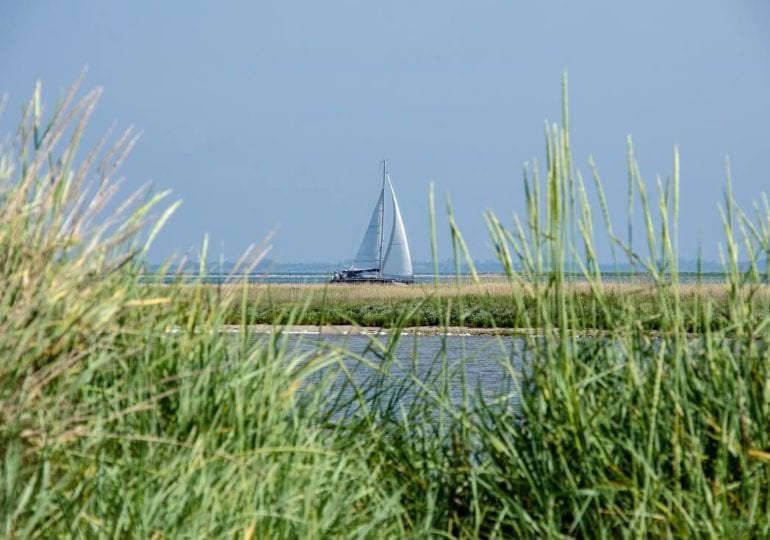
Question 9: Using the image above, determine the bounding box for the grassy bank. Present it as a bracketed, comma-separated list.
[183, 281, 768, 333]
[3, 77, 770, 538]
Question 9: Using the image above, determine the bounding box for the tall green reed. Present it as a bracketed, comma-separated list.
[0, 79, 423, 538]
[4, 72, 770, 538]
[472, 73, 770, 537]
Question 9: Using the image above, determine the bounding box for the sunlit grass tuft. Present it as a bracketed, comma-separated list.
[3, 74, 770, 538]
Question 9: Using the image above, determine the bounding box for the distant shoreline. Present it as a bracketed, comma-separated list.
[143, 271, 744, 286]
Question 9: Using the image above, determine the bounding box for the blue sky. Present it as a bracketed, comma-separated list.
[1, 1, 769, 264]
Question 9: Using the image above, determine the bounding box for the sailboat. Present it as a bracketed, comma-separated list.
[331, 162, 414, 284]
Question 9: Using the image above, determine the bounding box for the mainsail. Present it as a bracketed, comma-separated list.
[352, 188, 384, 271]
[381, 175, 413, 279]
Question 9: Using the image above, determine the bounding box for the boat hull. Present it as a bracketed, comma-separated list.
[330, 275, 413, 285]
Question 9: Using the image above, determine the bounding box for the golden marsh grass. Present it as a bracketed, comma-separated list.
[5, 76, 770, 536]
[236, 280, 763, 304]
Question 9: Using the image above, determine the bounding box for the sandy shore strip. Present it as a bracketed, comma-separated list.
[221, 324, 677, 338]
[222, 324, 535, 336]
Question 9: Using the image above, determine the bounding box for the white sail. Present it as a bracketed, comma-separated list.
[352, 188, 384, 270]
[381, 175, 413, 279]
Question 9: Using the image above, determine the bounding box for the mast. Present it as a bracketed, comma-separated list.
[379, 160, 386, 278]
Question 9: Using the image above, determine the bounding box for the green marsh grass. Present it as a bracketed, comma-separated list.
[0, 80, 416, 538]
[2, 75, 770, 538]
[210, 281, 766, 333]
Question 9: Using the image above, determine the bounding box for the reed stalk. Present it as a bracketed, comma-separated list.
[2, 76, 770, 538]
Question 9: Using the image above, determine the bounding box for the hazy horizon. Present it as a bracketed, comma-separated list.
[2, 1, 769, 266]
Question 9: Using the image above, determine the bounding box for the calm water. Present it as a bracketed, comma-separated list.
[271, 332, 526, 410]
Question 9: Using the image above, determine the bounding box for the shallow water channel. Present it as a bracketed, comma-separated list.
[266, 332, 526, 411]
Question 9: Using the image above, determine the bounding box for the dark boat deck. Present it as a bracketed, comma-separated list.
[330, 275, 413, 285]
